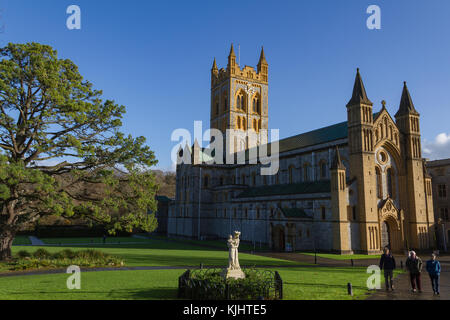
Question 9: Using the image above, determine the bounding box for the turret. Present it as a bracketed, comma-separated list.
[257, 46, 268, 82]
[227, 44, 237, 75]
[331, 147, 352, 254]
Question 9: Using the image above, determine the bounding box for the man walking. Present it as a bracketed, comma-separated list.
[379, 247, 396, 291]
[406, 251, 423, 293]
[426, 253, 441, 295]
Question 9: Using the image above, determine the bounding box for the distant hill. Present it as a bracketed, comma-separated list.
[153, 170, 176, 199]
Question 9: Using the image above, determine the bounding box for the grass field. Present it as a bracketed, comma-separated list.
[149, 234, 268, 252]
[12, 236, 31, 246]
[39, 237, 154, 245]
[300, 252, 378, 260]
[10, 239, 300, 268]
[0, 266, 398, 300]
[2, 236, 398, 300]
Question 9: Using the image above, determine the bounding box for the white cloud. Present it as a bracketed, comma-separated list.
[423, 133, 450, 160]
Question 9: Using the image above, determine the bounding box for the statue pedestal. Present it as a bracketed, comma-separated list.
[223, 268, 246, 280]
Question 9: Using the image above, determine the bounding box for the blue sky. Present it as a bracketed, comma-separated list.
[2, 0, 450, 170]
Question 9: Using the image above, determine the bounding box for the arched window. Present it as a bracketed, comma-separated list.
[241, 174, 246, 185]
[223, 92, 228, 111]
[319, 161, 327, 179]
[321, 207, 326, 220]
[376, 167, 382, 199]
[387, 168, 394, 198]
[252, 172, 256, 185]
[237, 117, 241, 129]
[242, 118, 246, 130]
[253, 119, 257, 132]
[253, 98, 257, 113]
[203, 175, 209, 188]
[289, 165, 295, 184]
[303, 163, 310, 182]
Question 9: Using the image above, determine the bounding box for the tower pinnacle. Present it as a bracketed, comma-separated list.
[347, 68, 373, 107]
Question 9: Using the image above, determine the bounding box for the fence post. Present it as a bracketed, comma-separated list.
[347, 282, 353, 296]
[351, 259, 354, 267]
[225, 282, 230, 300]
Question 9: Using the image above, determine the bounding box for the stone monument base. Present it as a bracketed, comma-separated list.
[223, 268, 246, 280]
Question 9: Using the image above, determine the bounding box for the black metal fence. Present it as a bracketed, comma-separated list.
[178, 268, 283, 300]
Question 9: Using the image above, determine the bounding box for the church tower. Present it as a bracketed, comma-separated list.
[210, 45, 269, 156]
[395, 82, 434, 249]
[347, 69, 379, 254]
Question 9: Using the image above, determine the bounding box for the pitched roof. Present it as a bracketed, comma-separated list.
[395, 81, 419, 117]
[347, 68, 373, 107]
[156, 195, 172, 202]
[279, 207, 312, 219]
[236, 180, 331, 198]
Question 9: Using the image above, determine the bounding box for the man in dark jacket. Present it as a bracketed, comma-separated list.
[379, 247, 396, 291]
[406, 251, 423, 293]
[426, 253, 441, 295]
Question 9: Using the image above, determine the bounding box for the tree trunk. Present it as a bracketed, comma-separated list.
[0, 229, 15, 261]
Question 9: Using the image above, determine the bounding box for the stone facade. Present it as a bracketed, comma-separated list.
[167, 46, 436, 254]
[426, 158, 450, 251]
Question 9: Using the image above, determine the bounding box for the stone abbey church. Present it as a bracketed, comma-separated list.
[167, 45, 435, 254]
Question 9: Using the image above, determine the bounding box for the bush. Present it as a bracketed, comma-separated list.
[32, 248, 51, 259]
[8, 249, 124, 271]
[16, 250, 31, 258]
[180, 268, 282, 300]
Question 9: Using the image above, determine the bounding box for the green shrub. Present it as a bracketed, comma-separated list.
[183, 268, 280, 300]
[16, 250, 31, 258]
[32, 248, 51, 259]
[8, 249, 124, 271]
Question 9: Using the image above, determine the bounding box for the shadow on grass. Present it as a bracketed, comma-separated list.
[111, 287, 178, 300]
[35, 242, 222, 251]
[283, 281, 367, 290]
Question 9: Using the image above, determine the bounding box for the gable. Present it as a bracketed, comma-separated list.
[373, 108, 401, 151]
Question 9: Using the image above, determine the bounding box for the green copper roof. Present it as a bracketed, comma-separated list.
[280, 207, 312, 219]
[237, 180, 331, 198]
[276, 121, 348, 153]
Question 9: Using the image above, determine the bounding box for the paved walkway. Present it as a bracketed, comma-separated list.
[368, 256, 450, 300]
[28, 236, 44, 246]
[256, 251, 380, 267]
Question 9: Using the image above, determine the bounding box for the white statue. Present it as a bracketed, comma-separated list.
[224, 231, 245, 279]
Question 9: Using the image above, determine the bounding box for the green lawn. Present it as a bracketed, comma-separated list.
[300, 252, 379, 260]
[10, 239, 300, 268]
[12, 236, 31, 246]
[149, 234, 269, 252]
[39, 237, 153, 245]
[2, 237, 400, 300]
[0, 267, 402, 300]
